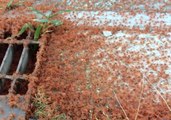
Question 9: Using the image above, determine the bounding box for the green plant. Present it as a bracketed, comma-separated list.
[33, 88, 48, 118]
[3, 0, 25, 10]
[17, 7, 70, 41]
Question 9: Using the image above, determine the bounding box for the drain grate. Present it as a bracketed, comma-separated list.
[0, 36, 39, 119]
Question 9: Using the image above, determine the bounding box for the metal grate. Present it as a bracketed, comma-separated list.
[0, 37, 39, 119]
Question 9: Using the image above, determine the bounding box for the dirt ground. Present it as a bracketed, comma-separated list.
[0, 0, 171, 120]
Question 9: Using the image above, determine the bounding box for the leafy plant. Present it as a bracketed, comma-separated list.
[3, 0, 25, 10]
[17, 7, 70, 41]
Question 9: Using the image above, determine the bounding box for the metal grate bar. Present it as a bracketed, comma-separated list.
[16, 46, 29, 74]
[0, 38, 39, 119]
[0, 74, 27, 80]
[0, 45, 13, 74]
[8, 46, 30, 94]
[0, 45, 14, 92]
[0, 39, 39, 45]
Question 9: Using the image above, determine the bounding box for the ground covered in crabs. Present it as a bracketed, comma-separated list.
[0, 0, 171, 120]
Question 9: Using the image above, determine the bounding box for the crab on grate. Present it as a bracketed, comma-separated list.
[0, 35, 39, 119]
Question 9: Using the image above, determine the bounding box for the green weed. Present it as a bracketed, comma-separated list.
[17, 7, 70, 41]
[33, 88, 48, 118]
[0, 0, 25, 11]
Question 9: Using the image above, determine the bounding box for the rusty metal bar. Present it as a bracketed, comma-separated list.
[16, 46, 29, 74]
[0, 45, 14, 92]
[9, 46, 30, 94]
[0, 44, 32, 119]
[0, 39, 39, 45]
[0, 45, 14, 74]
[0, 74, 28, 80]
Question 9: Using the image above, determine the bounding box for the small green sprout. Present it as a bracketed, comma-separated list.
[6, 0, 15, 9]
[17, 7, 70, 41]
[4, 0, 25, 10]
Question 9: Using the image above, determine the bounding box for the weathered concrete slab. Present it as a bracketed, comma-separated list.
[0, 96, 26, 120]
